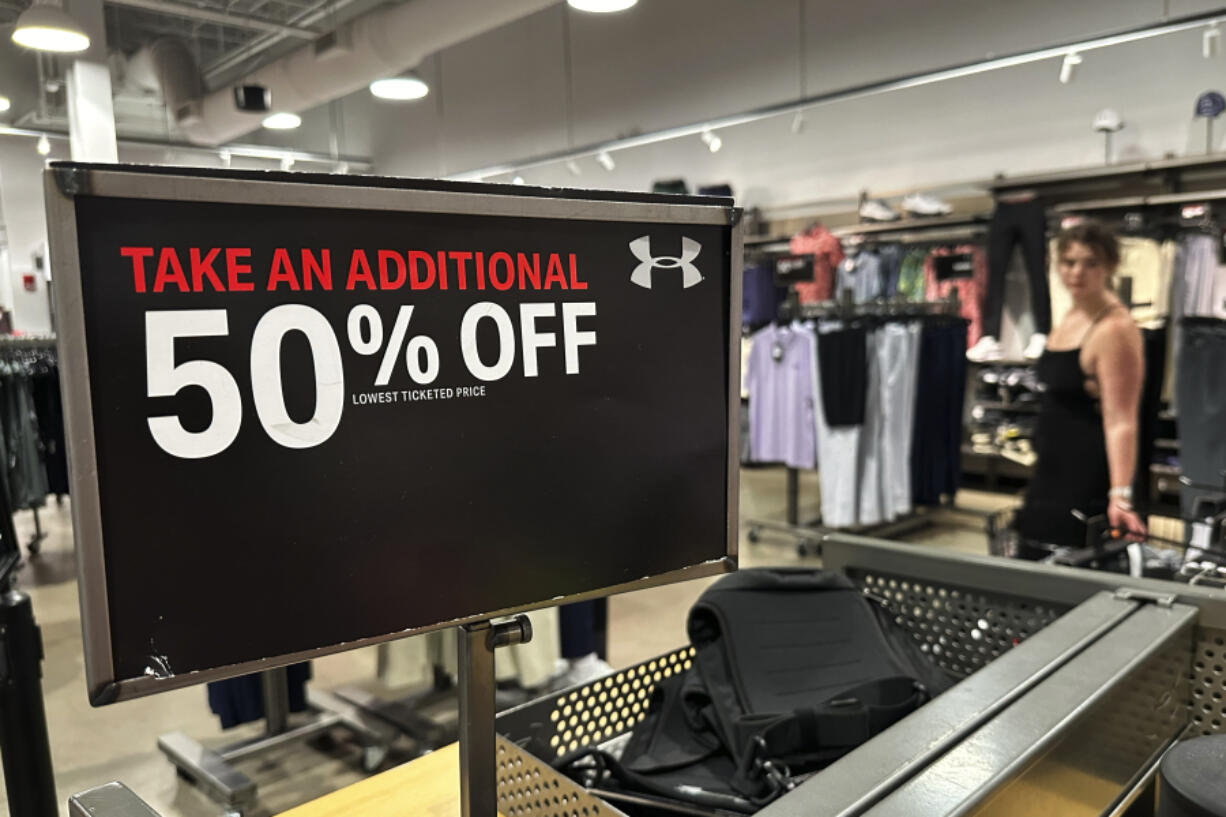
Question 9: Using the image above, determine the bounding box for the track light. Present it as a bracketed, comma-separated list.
[790, 111, 805, 134]
[1059, 52, 1082, 84]
[218, 149, 231, 167]
[596, 151, 615, 171]
[280, 156, 295, 171]
[565, 159, 582, 176]
[1206, 23, 1221, 58]
[0, 96, 9, 113]
[567, 0, 636, 11]
[335, 161, 350, 174]
[512, 175, 525, 185]
[11, 0, 90, 53]
[36, 135, 50, 156]
[262, 112, 301, 130]
[700, 129, 722, 152]
[369, 72, 429, 102]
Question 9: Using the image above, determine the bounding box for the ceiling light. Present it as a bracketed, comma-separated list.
[36, 135, 50, 156]
[701, 129, 722, 152]
[280, 156, 295, 171]
[790, 111, 805, 134]
[218, 149, 231, 167]
[1059, 52, 1082, 84]
[567, 0, 637, 12]
[596, 151, 615, 171]
[0, 96, 9, 113]
[11, 0, 90, 53]
[565, 159, 582, 176]
[335, 161, 350, 174]
[262, 112, 301, 130]
[1206, 24, 1221, 58]
[369, 73, 429, 102]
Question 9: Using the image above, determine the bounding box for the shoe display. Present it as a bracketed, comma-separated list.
[859, 198, 900, 222]
[901, 192, 953, 217]
[1023, 333, 1047, 360]
[967, 335, 1004, 362]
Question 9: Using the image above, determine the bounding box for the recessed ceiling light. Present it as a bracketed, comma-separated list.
[262, 112, 301, 130]
[11, 1, 90, 53]
[370, 73, 429, 101]
[568, 0, 637, 11]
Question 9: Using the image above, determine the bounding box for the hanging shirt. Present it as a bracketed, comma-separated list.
[742, 263, 784, 328]
[836, 251, 884, 303]
[745, 324, 817, 469]
[789, 225, 845, 304]
[896, 250, 928, 301]
[924, 245, 987, 347]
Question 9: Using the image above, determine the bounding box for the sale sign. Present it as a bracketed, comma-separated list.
[47, 165, 740, 704]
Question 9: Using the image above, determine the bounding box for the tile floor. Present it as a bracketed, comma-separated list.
[3, 469, 1018, 816]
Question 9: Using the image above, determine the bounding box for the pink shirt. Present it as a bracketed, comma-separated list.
[790, 226, 845, 304]
[924, 245, 986, 346]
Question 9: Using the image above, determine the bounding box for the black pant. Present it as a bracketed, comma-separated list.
[911, 322, 967, 506]
[1177, 319, 1226, 521]
[984, 199, 1050, 338]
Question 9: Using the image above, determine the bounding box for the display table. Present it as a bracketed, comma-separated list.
[278, 742, 497, 817]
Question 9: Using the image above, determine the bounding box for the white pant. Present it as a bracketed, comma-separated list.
[877, 323, 921, 520]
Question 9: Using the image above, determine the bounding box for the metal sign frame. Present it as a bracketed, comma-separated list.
[45, 163, 742, 704]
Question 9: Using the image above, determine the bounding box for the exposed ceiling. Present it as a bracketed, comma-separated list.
[1, 0, 388, 140]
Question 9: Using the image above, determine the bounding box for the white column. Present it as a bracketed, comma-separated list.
[63, 0, 117, 162]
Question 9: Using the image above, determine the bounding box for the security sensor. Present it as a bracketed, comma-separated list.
[233, 84, 271, 113]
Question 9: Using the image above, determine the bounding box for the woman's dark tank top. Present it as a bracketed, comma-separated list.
[1016, 308, 1118, 548]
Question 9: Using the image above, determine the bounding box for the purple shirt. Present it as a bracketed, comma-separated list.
[746, 324, 817, 469]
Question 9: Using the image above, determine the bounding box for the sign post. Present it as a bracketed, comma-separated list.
[46, 164, 740, 812]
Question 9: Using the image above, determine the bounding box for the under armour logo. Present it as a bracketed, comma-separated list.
[630, 236, 703, 289]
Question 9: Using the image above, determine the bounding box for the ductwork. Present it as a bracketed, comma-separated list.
[150, 0, 558, 146]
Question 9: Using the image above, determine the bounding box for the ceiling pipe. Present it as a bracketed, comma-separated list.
[163, 0, 556, 146]
[105, 0, 319, 40]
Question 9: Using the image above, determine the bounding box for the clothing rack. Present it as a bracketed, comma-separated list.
[745, 296, 967, 555]
[0, 336, 61, 555]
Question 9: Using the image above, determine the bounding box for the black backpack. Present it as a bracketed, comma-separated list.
[557, 568, 954, 812]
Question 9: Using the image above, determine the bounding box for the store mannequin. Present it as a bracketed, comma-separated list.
[1015, 221, 1148, 552]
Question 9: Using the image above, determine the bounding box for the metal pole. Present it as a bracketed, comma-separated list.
[787, 467, 799, 526]
[459, 622, 496, 817]
[458, 617, 532, 817]
[0, 589, 58, 817]
[260, 668, 290, 736]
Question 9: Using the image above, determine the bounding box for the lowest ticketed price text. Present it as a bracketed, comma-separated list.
[119, 245, 597, 460]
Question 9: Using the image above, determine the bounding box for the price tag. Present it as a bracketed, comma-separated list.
[48, 165, 739, 703]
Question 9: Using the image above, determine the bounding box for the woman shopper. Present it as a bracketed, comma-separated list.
[1016, 220, 1148, 553]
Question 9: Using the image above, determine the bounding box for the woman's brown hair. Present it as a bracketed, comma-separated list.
[1056, 219, 1120, 269]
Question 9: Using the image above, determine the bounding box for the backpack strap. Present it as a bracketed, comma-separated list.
[730, 676, 928, 799]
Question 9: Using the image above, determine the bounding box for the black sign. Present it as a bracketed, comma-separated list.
[47, 165, 739, 703]
[932, 252, 976, 282]
[773, 253, 815, 285]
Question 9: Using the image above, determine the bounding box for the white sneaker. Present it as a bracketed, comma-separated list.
[901, 192, 953, 217]
[1023, 333, 1047, 360]
[967, 335, 1004, 362]
[859, 199, 900, 222]
[552, 653, 613, 690]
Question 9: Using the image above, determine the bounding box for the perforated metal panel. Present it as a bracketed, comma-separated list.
[496, 735, 627, 817]
[1189, 626, 1226, 736]
[853, 571, 1069, 678]
[496, 647, 695, 760]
